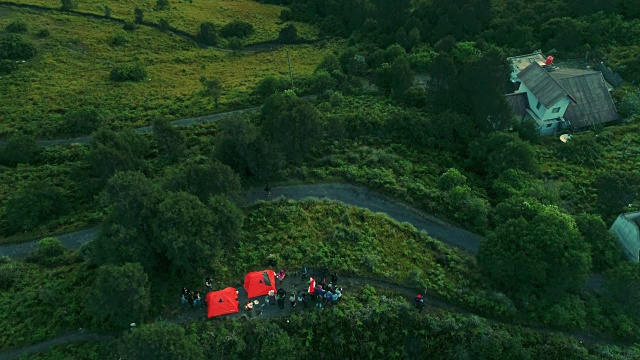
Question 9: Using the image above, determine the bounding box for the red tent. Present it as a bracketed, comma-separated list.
[243, 270, 277, 298]
[206, 287, 239, 318]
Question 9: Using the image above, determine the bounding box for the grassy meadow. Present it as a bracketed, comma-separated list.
[10, 0, 318, 43]
[0, 7, 336, 137]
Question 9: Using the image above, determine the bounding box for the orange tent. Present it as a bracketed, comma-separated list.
[206, 287, 239, 318]
[243, 270, 277, 298]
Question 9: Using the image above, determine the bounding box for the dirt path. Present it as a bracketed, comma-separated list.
[0, 271, 628, 360]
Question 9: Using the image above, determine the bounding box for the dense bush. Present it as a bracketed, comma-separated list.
[0, 59, 17, 75]
[0, 33, 36, 60]
[2, 182, 70, 235]
[60, 0, 77, 11]
[61, 106, 106, 136]
[253, 75, 290, 100]
[156, 0, 170, 10]
[118, 323, 203, 360]
[109, 63, 148, 82]
[0, 133, 38, 167]
[220, 20, 255, 39]
[110, 32, 129, 46]
[6, 20, 28, 33]
[36, 28, 50, 38]
[196, 22, 219, 46]
[26, 237, 67, 267]
[278, 24, 298, 44]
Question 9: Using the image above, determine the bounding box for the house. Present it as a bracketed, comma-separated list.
[609, 210, 640, 262]
[506, 54, 620, 136]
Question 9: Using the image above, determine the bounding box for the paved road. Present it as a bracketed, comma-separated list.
[0, 184, 480, 258]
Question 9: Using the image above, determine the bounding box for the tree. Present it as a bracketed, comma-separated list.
[118, 323, 204, 360]
[390, 57, 414, 98]
[575, 213, 622, 272]
[94, 172, 164, 271]
[315, 53, 341, 74]
[156, 0, 169, 10]
[200, 76, 222, 107]
[605, 262, 640, 318]
[88, 128, 150, 180]
[60, 0, 76, 11]
[88, 263, 150, 329]
[228, 37, 243, 53]
[220, 20, 255, 38]
[61, 106, 105, 136]
[152, 118, 185, 163]
[161, 160, 242, 202]
[208, 195, 244, 247]
[558, 132, 603, 167]
[6, 21, 27, 33]
[134, 7, 144, 24]
[196, 22, 219, 46]
[214, 115, 259, 174]
[0, 33, 36, 60]
[468, 132, 539, 179]
[260, 92, 322, 163]
[0, 133, 37, 167]
[478, 201, 591, 299]
[595, 171, 640, 214]
[437, 168, 467, 191]
[310, 70, 337, 93]
[109, 63, 147, 82]
[26, 237, 67, 266]
[2, 182, 69, 235]
[153, 192, 217, 276]
[278, 24, 298, 44]
[253, 76, 290, 100]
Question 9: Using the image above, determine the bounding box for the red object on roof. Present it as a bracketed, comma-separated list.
[545, 56, 554, 65]
[243, 270, 277, 298]
[206, 287, 239, 318]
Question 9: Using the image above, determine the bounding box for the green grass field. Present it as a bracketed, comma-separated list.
[10, 0, 318, 43]
[0, 7, 337, 137]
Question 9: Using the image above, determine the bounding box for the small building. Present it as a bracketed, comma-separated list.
[506, 58, 620, 136]
[609, 210, 640, 262]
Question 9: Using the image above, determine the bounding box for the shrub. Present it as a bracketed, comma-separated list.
[37, 28, 50, 38]
[0, 133, 38, 166]
[253, 76, 290, 100]
[109, 63, 148, 82]
[220, 20, 255, 39]
[196, 22, 219, 46]
[123, 21, 138, 31]
[103, 5, 112, 18]
[0, 59, 17, 75]
[3, 183, 70, 235]
[6, 20, 28, 33]
[110, 32, 129, 46]
[156, 0, 170, 10]
[228, 37, 243, 52]
[159, 19, 170, 32]
[0, 33, 37, 60]
[60, 0, 77, 11]
[0, 261, 20, 290]
[61, 106, 106, 136]
[134, 7, 144, 24]
[278, 24, 298, 44]
[27, 237, 67, 266]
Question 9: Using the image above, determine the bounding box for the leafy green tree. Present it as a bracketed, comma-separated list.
[200, 76, 222, 107]
[228, 37, 244, 53]
[253, 76, 290, 100]
[261, 92, 322, 163]
[153, 192, 217, 276]
[208, 195, 244, 247]
[60, 0, 77, 11]
[6, 20, 27, 33]
[515, 118, 540, 144]
[575, 213, 622, 272]
[88, 263, 150, 329]
[0, 133, 37, 167]
[314, 53, 341, 74]
[3, 182, 69, 235]
[491, 169, 561, 205]
[310, 69, 337, 93]
[595, 171, 640, 214]
[158, 19, 170, 32]
[94, 172, 163, 271]
[196, 22, 219, 45]
[468, 132, 539, 179]
[425, 111, 477, 154]
[88, 128, 149, 180]
[134, 7, 144, 24]
[214, 115, 258, 173]
[0, 33, 36, 60]
[61, 106, 105, 136]
[156, 0, 169, 10]
[437, 168, 467, 191]
[390, 57, 414, 98]
[152, 118, 185, 163]
[161, 160, 241, 202]
[605, 262, 640, 318]
[220, 20, 255, 38]
[109, 63, 147, 82]
[479, 201, 591, 299]
[278, 24, 298, 44]
[618, 90, 640, 120]
[118, 323, 203, 360]
[26, 237, 67, 266]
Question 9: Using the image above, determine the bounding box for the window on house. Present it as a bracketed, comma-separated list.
[546, 123, 553, 128]
[552, 107, 561, 113]
[536, 101, 542, 110]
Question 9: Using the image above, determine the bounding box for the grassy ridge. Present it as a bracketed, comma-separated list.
[9, 0, 318, 43]
[0, 8, 336, 137]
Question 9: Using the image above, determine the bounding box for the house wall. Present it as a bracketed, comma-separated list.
[518, 83, 569, 121]
[609, 211, 640, 262]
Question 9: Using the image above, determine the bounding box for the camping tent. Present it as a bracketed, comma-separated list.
[243, 270, 277, 298]
[206, 287, 239, 318]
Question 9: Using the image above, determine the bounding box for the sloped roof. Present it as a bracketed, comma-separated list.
[517, 63, 572, 108]
[508, 52, 547, 73]
[505, 92, 529, 116]
[551, 71, 619, 128]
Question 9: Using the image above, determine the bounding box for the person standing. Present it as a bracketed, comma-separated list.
[301, 264, 308, 280]
[301, 292, 308, 308]
[289, 293, 297, 308]
[315, 293, 323, 309]
[277, 269, 286, 286]
[324, 290, 333, 306]
[331, 291, 339, 306]
[264, 183, 272, 197]
[308, 277, 316, 295]
[322, 267, 329, 283]
[277, 289, 286, 310]
[414, 294, 425, 312]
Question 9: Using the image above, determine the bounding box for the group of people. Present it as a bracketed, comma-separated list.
[180, 276, 213, 309]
